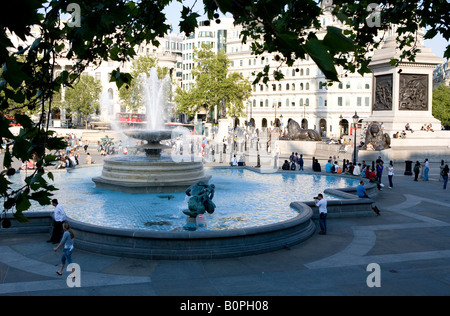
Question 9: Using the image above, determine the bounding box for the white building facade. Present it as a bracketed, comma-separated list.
[224, 13, 373, 139]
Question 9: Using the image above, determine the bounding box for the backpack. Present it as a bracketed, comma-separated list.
[330, 165, 335, 172]
[290, 162, 296, 170]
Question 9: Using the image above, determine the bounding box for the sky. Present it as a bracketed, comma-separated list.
[163, 0, 449, 60]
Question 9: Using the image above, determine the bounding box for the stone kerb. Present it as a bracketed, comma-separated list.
[67, 205, 316, 260]
[0, 211, 53, 235]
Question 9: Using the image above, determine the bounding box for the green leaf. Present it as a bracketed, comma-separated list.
[179, 6, 200, 36]
[15, 192, 31, 212]
[323, 26, 355, 53]
[13, 210, 29, 223]
[30, 190, 53, 206]
[304, 37, 339, 81]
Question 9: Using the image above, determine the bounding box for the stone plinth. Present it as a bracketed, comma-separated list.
[368, 32, 444, 136]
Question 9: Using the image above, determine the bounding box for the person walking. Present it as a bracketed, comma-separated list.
[47, 199, 66, 244]
[439, 160, 445, 182]
[387, 162, 394, 188]
[315, 193, 327, 235]
[424, 158, 430, 181]
[53, 222, 75, 276]
[298, 154, 304, 171]
[376, 161, 384, 184]
[442, 164, 449, 190]
[413, 161, 421, 181]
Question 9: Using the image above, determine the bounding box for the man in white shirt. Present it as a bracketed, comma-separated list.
[230, 154, 238, 166]
[47, 199, 66, 244]
[353, 163, 362, 176]
[315, 193, 327, 235]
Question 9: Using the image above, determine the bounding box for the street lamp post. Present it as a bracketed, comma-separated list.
[352, 111, 359, 164]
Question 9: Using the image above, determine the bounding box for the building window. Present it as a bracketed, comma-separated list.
[306, 83, 309, 90]
[338, 97, 343, 106]
[357, 97, 362, 106]
[365, 97, 370, 106]
[305, 98, 309, 106]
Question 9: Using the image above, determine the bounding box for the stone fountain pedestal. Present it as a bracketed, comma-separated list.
[92, 129, 211, 193]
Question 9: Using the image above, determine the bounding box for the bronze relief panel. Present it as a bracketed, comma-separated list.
[373, 74, 393, 111]
[399, 74, 428, 111]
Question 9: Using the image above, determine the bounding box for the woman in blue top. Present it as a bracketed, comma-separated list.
[54, 222, 75, 276]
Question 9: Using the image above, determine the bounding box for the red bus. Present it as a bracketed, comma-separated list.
[4, 115, 21, 127]
[116, 112, 146, 128]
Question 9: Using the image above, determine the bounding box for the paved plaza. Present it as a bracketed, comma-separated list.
[0, 147, 449, 296]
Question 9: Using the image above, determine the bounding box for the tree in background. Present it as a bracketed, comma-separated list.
[63, 74, 102, 128]
[432, 84, 450, 127]
[174, 44, 251, 122]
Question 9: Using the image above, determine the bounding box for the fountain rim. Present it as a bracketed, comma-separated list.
[67, 203, 313, 239]
[122, 129, 175, 142]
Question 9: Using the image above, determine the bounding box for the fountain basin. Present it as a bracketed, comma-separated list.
[68, 202, 315, 259]
[92, 155, 211, 193]
[123, 129, 173, 143]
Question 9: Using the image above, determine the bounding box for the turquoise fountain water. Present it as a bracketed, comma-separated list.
[18, 167, 360, 231]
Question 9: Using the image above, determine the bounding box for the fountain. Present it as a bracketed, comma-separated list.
[92, 68, 210, 193]
[58, 68, 317, 259]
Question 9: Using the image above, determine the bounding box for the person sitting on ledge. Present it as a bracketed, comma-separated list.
[325, 160, 333, 173]
[405, 123, 414, 133]
[357, 180, 380, 215]
[230, 154, 238, 166]
[282, 160, 290, 170]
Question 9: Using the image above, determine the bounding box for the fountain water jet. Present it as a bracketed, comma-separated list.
[92, 68, 210, 193]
